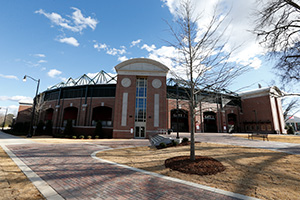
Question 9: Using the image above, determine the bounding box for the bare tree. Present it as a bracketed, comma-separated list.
[282, 98, 299, 120]
[166, 0, 248, 160]
[34, 93, 45, 126]
[254, 0, 300, 82]
[269, 79, 300, 121]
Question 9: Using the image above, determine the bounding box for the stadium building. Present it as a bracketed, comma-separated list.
[17, 58, 286, 138]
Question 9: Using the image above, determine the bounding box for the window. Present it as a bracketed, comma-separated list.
[135, 78, 147, 122]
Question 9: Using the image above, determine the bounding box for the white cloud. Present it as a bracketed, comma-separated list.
[161, 0, 265, 69]
[249, 57, 262, 70]
[141, 44, 156, 52]
[38, 60, 47, 63]
[35, 8, 98, 33]
[93, 41, 127, 61]
[71, 7, 98, 31]
[33, 54, 46, 58]
[94, 43, 107, 51]
[0, 96, 32, 103]
[130, 39, 142, 47]
[0, 105, 19, 116]
[58, 37, 79, 47]
[141, 43, 179, 70]
[106, 47, 126, 56]
[0, 74, 18, 80]
[48, 69, 62, 78]
[118, 56, 128, 62]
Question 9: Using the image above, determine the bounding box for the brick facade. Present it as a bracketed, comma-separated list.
[16, 102, 32, 123]
[18, 58, 287, 137]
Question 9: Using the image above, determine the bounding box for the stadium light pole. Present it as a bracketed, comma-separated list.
[0, 107, 8, 131]
[23, 75, 40, 138]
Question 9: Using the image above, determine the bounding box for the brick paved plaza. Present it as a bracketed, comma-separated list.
[4, 131, 299, 199]
[7, 143, 244, 200]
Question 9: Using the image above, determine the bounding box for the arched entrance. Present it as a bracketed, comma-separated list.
[44, 108, 54, 121]
[92, 106, 113, 127]
[171, 109, 189, 132]
[203, 111, 217, 132]
[63, 107, 78, 126]
[227, 113, 237, 133]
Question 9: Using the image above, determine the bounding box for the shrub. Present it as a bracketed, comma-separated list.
[95, 135, 100, 139]
[12, 122, 30, 135]
[94, 121, 103, 138]
[182, 137, 189, 143]
[72, 136, 77, 139]
[64, 120, 73, 136]
[53, 132, 64, 138]
[159, 142, 166, 148]
[172, 140, 178, 146]
[287, 125, 295, 135]
[79, 135, 85, 139]
[45, 120, 53, 135]
[87, 135, 92, 139]
[36, 120, 45, 135]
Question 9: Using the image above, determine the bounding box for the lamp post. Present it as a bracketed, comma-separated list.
[23, 75, 40, 138]
[0, 107, 8, 131]
[175, 84, 180, 139]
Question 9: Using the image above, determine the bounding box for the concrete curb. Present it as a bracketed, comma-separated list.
[1, 145, 64, 200]
[92, 149, 260, 200]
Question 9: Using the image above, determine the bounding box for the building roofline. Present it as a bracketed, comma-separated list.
[114, 58, 169, 73]
[238, 86, 284, 99]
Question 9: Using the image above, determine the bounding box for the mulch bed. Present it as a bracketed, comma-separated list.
[165, 156, 226, 175]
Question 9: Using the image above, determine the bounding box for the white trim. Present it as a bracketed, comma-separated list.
[115, 58, 169, 72]
[117, 71, 167, 77]
[154, 94, 159, 127]
[121, 93, 128, 126]
[239, 86, 284, 99]
[73, 126, 113, 129]
[113, 129, 131, 132]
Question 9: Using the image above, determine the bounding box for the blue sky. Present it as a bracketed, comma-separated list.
[0, 0, 293, 116]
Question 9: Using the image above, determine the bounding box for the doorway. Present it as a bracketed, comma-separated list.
[227, 113, 237, 133]
[203, 111, 217, 132]
[135, 122, 146, 138]
[170, 109, 189, 132]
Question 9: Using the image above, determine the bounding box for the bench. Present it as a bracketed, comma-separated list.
[248, 132, 269, 141]
[156, 129, 173, 135]
[157, 129, 167, 134]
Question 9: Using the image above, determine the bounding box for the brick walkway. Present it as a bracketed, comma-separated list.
[7, 143, 249, 200]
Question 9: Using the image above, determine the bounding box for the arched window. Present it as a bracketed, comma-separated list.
[92, 106, 113, 127]
[44, 108, 54, 121]
[63, 107, 78, 126]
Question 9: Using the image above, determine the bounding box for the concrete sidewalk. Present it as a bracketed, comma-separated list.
[169, 132, 300, 155]
[0, 131, 35, 145]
